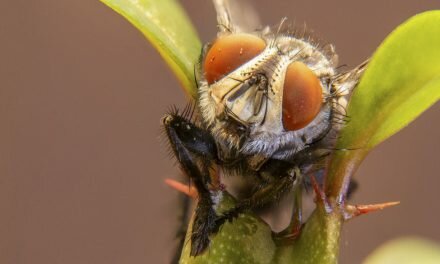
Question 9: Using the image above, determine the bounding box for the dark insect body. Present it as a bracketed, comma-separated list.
[163, 0, 366, 258]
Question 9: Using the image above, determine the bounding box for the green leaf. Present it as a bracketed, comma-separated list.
[327, 11, 440, 197]
[100, 0, 201, 97]
[363, 238, 440, 264]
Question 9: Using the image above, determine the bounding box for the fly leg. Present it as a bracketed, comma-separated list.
[162, 111, 219, 256]
[216, 162, 300, 226]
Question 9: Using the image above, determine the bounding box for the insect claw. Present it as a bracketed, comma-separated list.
[344, 201, 400, 220]
[190, 233, 210, 256]
[310, 174, 332, 213]
[190, 204, 218, 256]
[165, 178, 198, 199]
[274, 223, 303, 244]
[285, 224, 302, 240]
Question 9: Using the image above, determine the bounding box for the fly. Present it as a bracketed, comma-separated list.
[163, 0, 367, 257]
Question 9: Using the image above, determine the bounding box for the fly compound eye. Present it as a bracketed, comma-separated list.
[203, 34, 266, 84]
[282, 61, 323, 131]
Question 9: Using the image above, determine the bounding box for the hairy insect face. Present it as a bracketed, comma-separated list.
[198, 29, 346, 166]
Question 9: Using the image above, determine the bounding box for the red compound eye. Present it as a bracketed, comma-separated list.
[282, 62, 323, 131]
[204, 34, 266, 84]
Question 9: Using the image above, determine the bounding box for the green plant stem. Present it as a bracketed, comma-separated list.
[276, 203, 343, 264]
[326, 149, 366, 203]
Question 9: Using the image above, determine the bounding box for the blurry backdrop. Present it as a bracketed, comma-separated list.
[0, 1, 439, 263]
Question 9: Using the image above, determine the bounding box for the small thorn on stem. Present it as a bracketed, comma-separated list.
[344, 201, 400, 220]
[165, 178, 198, 199]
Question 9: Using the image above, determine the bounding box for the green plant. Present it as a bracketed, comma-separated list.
[100, 1, 440, 263]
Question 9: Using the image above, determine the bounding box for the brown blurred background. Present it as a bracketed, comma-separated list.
[1, 1, 439, 263]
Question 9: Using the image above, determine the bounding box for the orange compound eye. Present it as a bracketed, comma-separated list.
[203, 34, 266, 84]
[282, 62, 323, 131]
